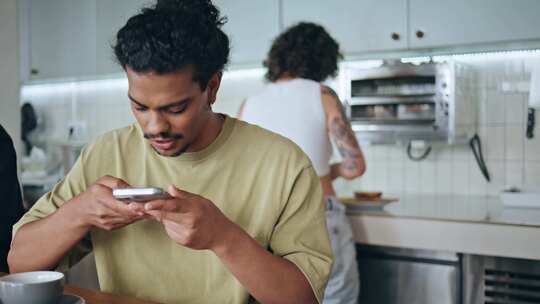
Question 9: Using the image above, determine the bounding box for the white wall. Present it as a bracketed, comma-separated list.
[0, 0, 21, 154]
[20, 68, 267, 145]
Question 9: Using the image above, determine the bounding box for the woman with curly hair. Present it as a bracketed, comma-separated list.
[240, 22, 366, 304]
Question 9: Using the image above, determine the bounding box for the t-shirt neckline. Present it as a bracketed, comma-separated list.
[143, 114, 235, 162]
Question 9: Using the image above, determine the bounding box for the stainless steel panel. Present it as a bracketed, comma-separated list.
[346, 63, 437, 81]
[352, 124, 449, 144]
[349, 95, 436, 106]
[463, 255, 540, 304]
[357, 245, 460, 304]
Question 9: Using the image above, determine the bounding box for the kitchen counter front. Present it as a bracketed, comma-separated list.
[347, 195, 540, 260]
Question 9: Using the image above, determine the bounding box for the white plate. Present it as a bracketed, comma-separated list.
[59, 294, 85, 304]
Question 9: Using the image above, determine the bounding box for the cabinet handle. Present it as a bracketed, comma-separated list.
[391, 32, 400, 41]
[416, 30, 425, 39]
[30, 68, 39, 75]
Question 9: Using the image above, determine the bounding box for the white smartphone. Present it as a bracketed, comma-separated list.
[112, 187, 172, 202]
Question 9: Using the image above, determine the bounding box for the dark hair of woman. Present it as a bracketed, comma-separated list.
[113, 0, 230, 90]
[264, 22, 343, 82]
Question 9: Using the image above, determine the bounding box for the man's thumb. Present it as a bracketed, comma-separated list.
[168, 185, 189, 198]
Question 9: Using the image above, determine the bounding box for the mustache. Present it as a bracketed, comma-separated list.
[144, 132, 183, 140]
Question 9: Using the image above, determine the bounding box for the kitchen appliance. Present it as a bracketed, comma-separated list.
[463, 254, 540, 304]
[356, 245, 540, 304]
[356, 244, 461, 304]
[345, 61, 477, 144]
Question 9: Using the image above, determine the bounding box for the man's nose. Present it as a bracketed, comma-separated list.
[147, 111, 170, 136]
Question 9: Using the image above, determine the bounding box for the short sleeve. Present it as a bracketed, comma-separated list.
[269, 165, 333, 304]
[12, 147, 92, 270]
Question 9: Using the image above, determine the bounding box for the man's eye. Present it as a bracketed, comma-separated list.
[135, 107, 148, 112]
[169, 106, 187, 114]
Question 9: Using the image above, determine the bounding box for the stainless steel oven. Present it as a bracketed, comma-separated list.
[345, 61, 477, 144]
[356, 244, 461, 304]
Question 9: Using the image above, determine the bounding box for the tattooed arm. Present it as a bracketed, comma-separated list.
[321, 85, 366, 180]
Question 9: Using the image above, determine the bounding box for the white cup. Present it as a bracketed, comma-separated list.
[0, 271, 64, 304]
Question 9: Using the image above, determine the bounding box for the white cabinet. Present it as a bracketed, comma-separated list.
[98, 0, 280, 69]
[24, 0, 151, 79]
[282, 0, 540, 56]
[282, 0, 408, 55]
[21, 0, 540, 81]
[28, 0, 97, 80]
[213, 0, 280, 66]
[409, 0, 540, 48]
[23, 0, 279, 80]
[95, 0, 151, 75]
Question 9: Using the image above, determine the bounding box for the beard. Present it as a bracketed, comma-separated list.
[153, 141, 191, 157]
[143, 132, 183, 141]
[167, 142, 191, 157]
[144, 132, 190, 157]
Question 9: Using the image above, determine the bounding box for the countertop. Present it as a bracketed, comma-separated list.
[345, 194, 540, 227]
[346, 194, 540, 260]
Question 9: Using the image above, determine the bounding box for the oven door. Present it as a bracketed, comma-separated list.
[349, 97, 437, 125]
[348, 96, 447, 144]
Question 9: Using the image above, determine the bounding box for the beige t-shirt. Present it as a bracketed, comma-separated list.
[13, 116, 332, 304]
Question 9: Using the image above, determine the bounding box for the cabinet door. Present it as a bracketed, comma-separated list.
[282, 0, 408, 55]
[213, 0, 280, 66]
[95, 0, 150, 75]
[29, 0, 97, 80]
[409, 0, 540, 48]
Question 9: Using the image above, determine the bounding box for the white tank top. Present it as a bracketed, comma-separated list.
[242, 79, 332, 176]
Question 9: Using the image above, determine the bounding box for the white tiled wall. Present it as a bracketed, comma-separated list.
[21, 69, 266, 145]
[20, 53, 540, 197]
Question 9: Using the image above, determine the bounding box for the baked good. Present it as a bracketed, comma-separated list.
[354, 191, 383, 201]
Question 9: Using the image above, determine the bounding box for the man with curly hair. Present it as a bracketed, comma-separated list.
[8, 1, 333, 303]
[239, 22, 366, 304]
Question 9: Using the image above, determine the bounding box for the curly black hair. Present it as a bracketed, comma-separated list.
[264, 22, 343, 82]
[113, 0, 230, 89]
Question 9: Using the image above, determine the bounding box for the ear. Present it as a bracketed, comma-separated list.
[206, 71, 223, 106]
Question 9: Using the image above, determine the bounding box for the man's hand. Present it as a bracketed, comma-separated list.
[129, 185, 318, 304]
[8, 175, 147, 273]
[75, 175, 145, 231]
[132, 185, 236, 252]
